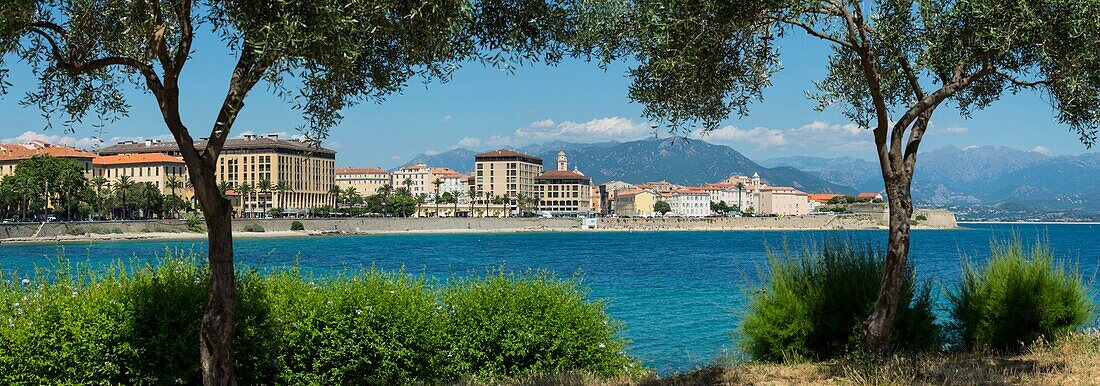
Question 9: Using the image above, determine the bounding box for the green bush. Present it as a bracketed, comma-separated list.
[740, 241, 939, 362]
[0, 254, 276, 384]
[948, 238, 1092, 351]
[915, 214, 928, 221]
[0, 256, 638, 383]
[290, 221, 304, 231]
[441, 270, 636, 379]
[264, 268, 448, 384]
[241, 223, 265, 233]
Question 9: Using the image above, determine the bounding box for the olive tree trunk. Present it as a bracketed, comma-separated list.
[863, 175, 913, 351]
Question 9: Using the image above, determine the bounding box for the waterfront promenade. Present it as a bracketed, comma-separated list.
[0, 210, 958, 243]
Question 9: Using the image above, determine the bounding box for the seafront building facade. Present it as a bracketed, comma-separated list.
[474, 149, 542, 214]
[0, 141, 97, 178]
[98, 134, 337, 214]
[534, 152, 593, 216]
[92, 153, 188, 195]
[335, 167, 391, 195]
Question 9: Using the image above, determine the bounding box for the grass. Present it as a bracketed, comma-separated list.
[484, 331, 1100, 385]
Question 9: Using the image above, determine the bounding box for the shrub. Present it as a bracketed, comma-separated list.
[441, 270, 637, 379]
[290, 221, 304, 231]
[264, 268, 448, 384]
[184, 212, 203, 232]
[740, 240, 939, 362]
[948, 238, 1092, 351]
[0, 257, 639, 383]
[241, 223, 265, 233]
[915, 214, 928, 221]
[0, 254, 275, 384]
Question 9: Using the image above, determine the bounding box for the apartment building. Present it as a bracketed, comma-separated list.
[335, 167, 391, 195]
[474, 149, 542, 210]
[669, 188, 710, 217]
[534, 151, 592, 216]
[92, 153, 188, 195]
[0, 141, 96, 178]
[758, 186, 811, 216]
[614, 189, 658, 217]
[598, 180, 634, 216]
[98, 134, 336, 212]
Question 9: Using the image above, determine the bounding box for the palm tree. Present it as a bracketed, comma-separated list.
[328, 185, 342, 208]
[165, 175, 183, 218]
[415, 193, 427, 218]
[378, 184, 396, 217]
[273, 180, 291, 214]
[114, 176, 134, 220]
[216, 181, 232, 197]
[236, 182, 254, 218]
[342, 186, 359, 209]
[257, 179, 273, 217]
[91, 176, 108, 219]
[735, 182, 746, 212]
[453, 191, 463, 218]
[432, 178, 443, 217]
[467, 186, 477, 218]
[491, 195, 504, 217]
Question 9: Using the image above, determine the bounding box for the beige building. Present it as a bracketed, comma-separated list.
[534, 151, 592, 216]
[336, 167, 391, 195]
[391, 163, 433, 196]
[98, 134, 336, 214]
[614, 189, 658, 217]
[598, 180, 635, 216]
[92, 153, 188, 195]
[0, 141, 97, 178]
[473, 149, 542, 213]
[758, 186, 811, 216]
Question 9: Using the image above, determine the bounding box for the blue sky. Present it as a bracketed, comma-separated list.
[1, 30, 1094, 169]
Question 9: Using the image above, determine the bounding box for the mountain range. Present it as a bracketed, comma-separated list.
[405, 137, 855, 194]
[404, 139, 1100, 215]
[764, 146, 1100, 214]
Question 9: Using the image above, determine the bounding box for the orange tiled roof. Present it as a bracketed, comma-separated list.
[857, 192, 882, 199]
[0, 143, 97, 162]
[336, 167, 389, 175]
[808, 193, 844, 203]
[94, 153, 185, 166]
[431, 167, 463, 178]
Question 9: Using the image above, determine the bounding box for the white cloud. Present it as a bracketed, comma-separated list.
[927, 125, 969, 135]
[701, 126, 789, 148]
[440, 114, 453, 124]
[513, 117, 652, 143]
[423, 150, 440, 156]
[699, 120, 871, 152]
[829, 141, 874, 152]
[797, 121, 863, 137]
[3, 130, 104, 149]
[390, 155, 403, 161]
[456, 136, 482, 149]
[1031, 145, 1050, 154]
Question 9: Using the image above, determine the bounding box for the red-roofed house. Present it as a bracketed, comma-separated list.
[534, 151, 593, 216]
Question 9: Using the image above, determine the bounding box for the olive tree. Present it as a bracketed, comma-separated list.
[0, 0, 587, 383]
[588, 0, 1100, 352]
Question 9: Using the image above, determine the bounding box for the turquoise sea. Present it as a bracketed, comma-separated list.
[0, 223, 1097, 372]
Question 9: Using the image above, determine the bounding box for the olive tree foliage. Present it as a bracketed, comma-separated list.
[0, 0, 602, 383]
[587, 0, 1100, 351]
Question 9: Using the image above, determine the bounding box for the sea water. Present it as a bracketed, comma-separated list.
[0, 223, 1096, 372]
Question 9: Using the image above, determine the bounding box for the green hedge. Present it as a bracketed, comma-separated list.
[0, 256, 637, 384]
[443, 271, 636, 379]
[948, 238, 1092, 351]
[740, 241, 940, 361]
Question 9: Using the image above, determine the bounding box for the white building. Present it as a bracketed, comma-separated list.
[669, 188, 711, 217]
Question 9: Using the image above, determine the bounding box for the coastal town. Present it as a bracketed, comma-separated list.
[0, 134, 885, 221]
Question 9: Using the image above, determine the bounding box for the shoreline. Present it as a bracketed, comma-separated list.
[0, 218, 972, 245]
